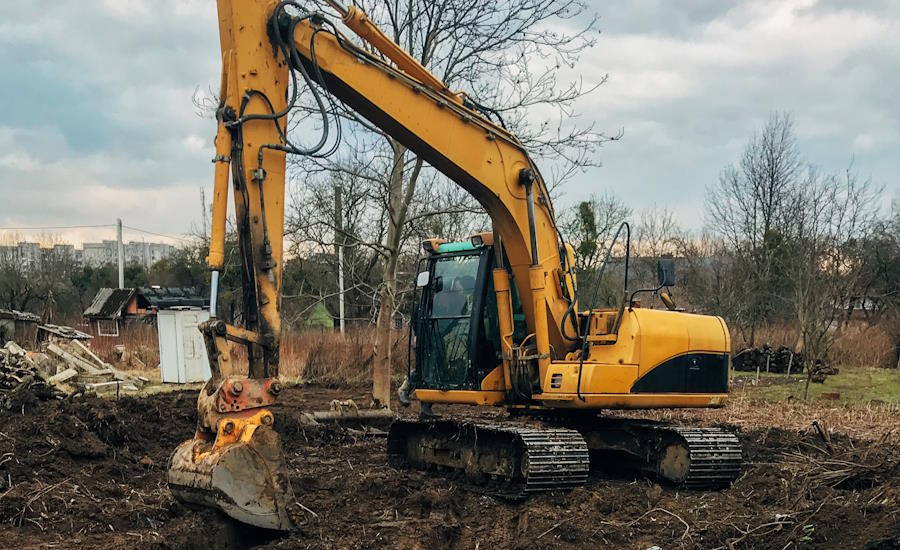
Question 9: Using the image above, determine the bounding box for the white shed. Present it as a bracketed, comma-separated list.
[158, 309, 211, 383]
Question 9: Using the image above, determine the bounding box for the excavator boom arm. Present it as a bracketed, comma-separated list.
[280, 8, 577, 356]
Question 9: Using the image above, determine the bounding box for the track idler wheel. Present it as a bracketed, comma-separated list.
[168, 410, 295, 531]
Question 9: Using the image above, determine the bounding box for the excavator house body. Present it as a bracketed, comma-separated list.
[409, 239, 731, 410]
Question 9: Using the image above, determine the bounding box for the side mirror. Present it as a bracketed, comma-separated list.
[657, 258, 675, 287]
[416, 271, 430, 288]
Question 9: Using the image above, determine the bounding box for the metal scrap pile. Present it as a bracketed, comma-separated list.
[0, 339, 147, 409]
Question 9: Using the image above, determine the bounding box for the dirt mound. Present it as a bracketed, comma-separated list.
[0, 387, 898, 548]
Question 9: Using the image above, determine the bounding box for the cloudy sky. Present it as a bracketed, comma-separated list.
[0, 0, 897, 246]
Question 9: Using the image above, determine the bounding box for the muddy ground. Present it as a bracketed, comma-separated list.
[1, 386, 898, 549]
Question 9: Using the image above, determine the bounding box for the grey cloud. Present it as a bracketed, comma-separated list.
[0, 1, 220, 237]
[561, 0, 900, 225]
[0, 0, 896, 242]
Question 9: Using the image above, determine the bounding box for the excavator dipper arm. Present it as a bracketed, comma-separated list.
[168, 0, 299, 530]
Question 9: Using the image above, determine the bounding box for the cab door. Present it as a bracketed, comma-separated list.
[417, 252, 481, 389]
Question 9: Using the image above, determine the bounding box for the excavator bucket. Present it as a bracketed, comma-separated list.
[167, 409, 295, 531]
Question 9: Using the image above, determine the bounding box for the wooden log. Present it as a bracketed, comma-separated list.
[70, 341, 111, 370]
[78, 373, 116, 384]
[69, 341, 141, 385]
[46, 343, 104, 375]
[85, 381, 139, 392]
[48, 368, 79, 384]
[3, 342, 26, 356]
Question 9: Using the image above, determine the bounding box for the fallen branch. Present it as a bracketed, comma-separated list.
[537, 517, 573, 540]
[626, 507, 691, 541]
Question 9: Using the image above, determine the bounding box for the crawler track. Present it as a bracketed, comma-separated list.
[387, 419, 589, 498]
[389, 416, 743, 494]
[667, 426, 743, 488]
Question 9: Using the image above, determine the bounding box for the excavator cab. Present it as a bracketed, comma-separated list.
[409, 238, 525, 393]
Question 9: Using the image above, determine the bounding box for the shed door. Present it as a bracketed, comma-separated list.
[157, 312, 180, 383]
[182, 311, 211, 383]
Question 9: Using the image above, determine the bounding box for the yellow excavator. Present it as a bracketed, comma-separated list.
[168, 0, 741, 531]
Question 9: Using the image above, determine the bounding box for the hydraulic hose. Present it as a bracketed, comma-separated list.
[575, 221, 631, 401]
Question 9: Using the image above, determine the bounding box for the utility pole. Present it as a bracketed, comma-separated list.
[334, 184, 345, 334]
[117, 218, 124, 289]
[338, 243, 345, 334]
[200, 187, 209, 241]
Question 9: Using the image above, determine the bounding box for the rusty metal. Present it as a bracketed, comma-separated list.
[300, 399, 394, 426]
[168, 409, 294, 530]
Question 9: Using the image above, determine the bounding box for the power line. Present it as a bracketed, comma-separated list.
[0, 223, 192, 243]
[122, 225, 191, 242]
[0, 224, 114, 230]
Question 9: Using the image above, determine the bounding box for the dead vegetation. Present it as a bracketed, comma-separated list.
[738, 321, 897, 370]
[0, 387, 897, 549]
[278, 327, 409, 386]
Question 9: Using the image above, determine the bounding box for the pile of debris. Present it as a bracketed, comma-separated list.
[733, 344, 806, 374]
[733, 344, 840, 382]
[0, 342, 65, 409]
[0, 339, 148, 409]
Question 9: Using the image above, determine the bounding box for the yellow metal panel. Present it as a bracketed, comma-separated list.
[479, 365, 507, 392]
[538, 393, 728, 409]
[544, 362, 638, 394]
[631, 309, 691, 377]
[582, 310, 641, 366]
[687, 313, 731, 352]
[415, 389, 506, 406]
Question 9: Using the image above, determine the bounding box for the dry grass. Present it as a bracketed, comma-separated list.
[279, 327, 408, 386]
[74, 319, 400, 389]
[640, 394, 900, 441]
[831, 322, 895, 369]
[86, 321, 160, 369]
[735, 321, 896, 369]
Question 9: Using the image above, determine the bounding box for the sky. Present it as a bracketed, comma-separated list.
[0, 0, 897, 247]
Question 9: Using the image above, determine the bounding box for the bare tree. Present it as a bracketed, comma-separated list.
[780, 166, 880, 398]
[675, 232, 742, 315]
[705, 112, 804, 345]
[287, 0, 614, 407]
[559, 192, 630, 306]
[634, 205, 680, 256]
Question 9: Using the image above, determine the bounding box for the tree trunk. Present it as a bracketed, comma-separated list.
[372, 140, 416, 409]
[803, 371, 812, 400]
[372, 255, 397, 408]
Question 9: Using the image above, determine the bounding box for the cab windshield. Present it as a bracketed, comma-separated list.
[419, 254, 479, 387]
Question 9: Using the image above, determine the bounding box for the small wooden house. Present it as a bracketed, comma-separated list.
[0, 309, 40, 350]
[83, 288, 151, 337]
